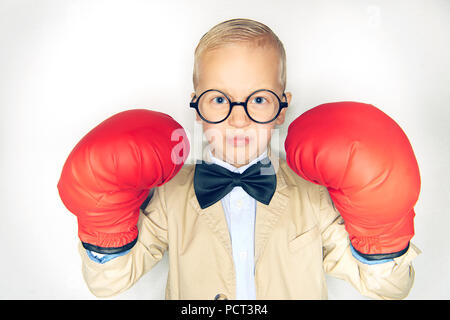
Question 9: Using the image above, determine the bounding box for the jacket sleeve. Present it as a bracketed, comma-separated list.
[78, 186, 169, 298]
[317, 185, 422, 300]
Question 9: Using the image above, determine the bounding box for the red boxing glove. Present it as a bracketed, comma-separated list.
[57, 109, 190, 254]
[285, 102, 420, 259]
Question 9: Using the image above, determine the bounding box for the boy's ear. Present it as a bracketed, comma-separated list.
[285, 92, 292, 105]
[275, 92, 292, 125]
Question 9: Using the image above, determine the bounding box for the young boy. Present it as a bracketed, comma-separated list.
[58, 18, 421, 299]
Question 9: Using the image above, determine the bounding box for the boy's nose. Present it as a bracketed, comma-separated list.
[227, 105, 252, 128]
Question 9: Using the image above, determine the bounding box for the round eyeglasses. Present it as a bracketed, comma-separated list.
[190, 89, 288, 124]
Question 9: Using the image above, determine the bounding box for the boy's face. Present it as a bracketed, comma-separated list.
[193, 43, 292, 167]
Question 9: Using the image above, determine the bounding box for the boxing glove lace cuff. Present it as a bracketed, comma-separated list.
[352, 242, 410, 261]
[82, 236, 138, 254]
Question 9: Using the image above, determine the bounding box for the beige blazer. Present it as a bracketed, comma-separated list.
[78, 148, 421, 300]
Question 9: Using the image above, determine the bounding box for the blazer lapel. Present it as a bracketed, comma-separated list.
[189, 146, 233, 258]
[189, 193, 233, 258]
[254, 161, 289, 265]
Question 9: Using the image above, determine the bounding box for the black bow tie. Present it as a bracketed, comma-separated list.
[194, 157, 277, 209]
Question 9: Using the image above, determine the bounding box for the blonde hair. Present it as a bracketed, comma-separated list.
[193, 18, 287, 92]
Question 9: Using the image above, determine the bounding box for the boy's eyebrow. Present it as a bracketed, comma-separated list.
[205, 87, 282, 100]
[204, 87, 236, 99]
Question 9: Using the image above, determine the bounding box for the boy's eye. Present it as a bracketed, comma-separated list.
[251, 96, 267, 104]
[212, 96, 228, 104]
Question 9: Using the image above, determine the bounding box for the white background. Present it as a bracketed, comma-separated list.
[0, 0, 449, 299]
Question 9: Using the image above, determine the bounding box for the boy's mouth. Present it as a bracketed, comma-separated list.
[226, 135, 251, 147]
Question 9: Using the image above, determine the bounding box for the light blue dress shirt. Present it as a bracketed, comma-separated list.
[207, 149, 269, 300]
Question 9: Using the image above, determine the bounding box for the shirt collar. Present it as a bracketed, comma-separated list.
[207, 148, 268, 174]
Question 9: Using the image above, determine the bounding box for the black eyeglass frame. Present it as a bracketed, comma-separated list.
[190, 89, 288, 124]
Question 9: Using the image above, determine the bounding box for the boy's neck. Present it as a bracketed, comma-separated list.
[206, 147, 269, 172]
